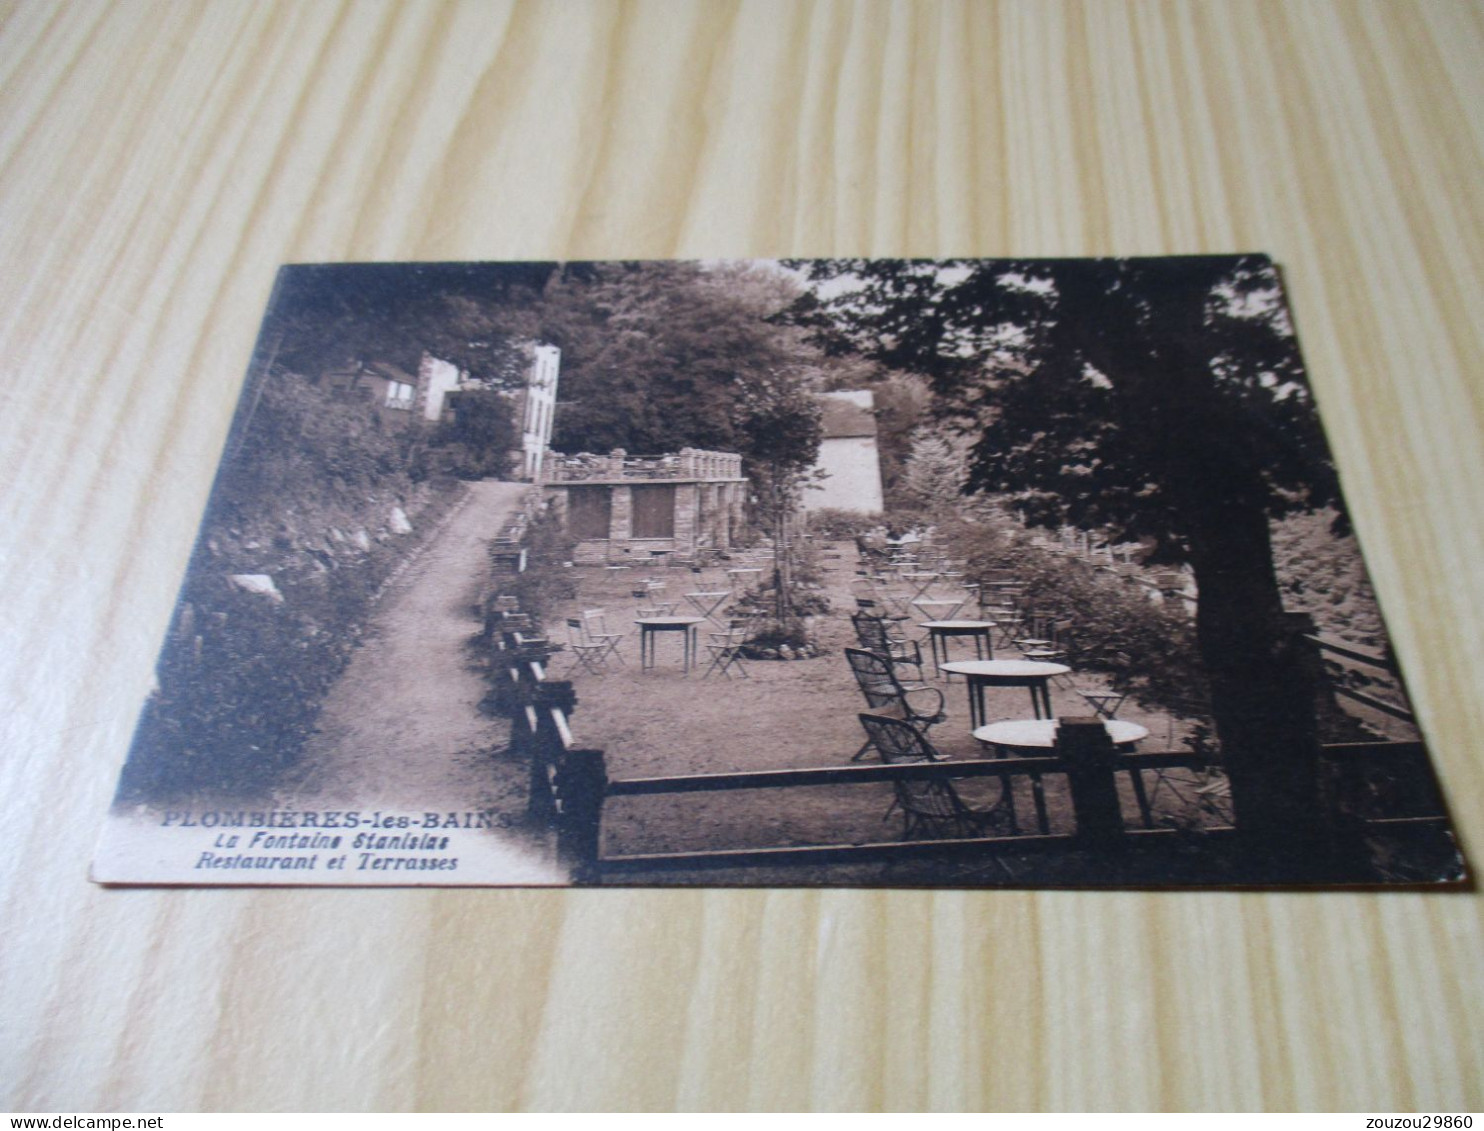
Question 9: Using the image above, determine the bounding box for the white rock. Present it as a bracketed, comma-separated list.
[352, 530, 372, 551]
[228, 574, 283, 602]
[389, 507, 413, 535]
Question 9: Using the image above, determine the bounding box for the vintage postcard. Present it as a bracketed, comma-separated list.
[93, 257, 1464, 887]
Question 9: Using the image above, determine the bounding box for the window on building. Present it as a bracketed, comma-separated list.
[631, 485, 676, 539]
[385, 381, 414, 410]
[567, 487, 612, 541]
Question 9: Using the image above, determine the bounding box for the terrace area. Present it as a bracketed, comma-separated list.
[473, 502, 1448, 887]
[507, 537, 1238, 883]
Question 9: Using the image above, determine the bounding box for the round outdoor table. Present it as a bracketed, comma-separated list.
[938, 659, 1071, 728]
[634, 616, 706, 673]
[972, 718, 1149, 755]
[970, 719, 1149, 837]
[919, 619, 997, 672]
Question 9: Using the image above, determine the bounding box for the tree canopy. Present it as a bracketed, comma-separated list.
[530, 260, 824, 471]
[788, 255, 1352, 867]
[259, 261, 560, 384]
[787, 255, 1343, 561]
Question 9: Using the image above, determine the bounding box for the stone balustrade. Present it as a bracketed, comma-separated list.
[541, 447, 744, 483]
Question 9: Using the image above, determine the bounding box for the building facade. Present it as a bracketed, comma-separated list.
[802, 390, 885, 514]
[507, 343, 561, 481]
[540, 448, 748, 565]
[416, 354, 463, 422]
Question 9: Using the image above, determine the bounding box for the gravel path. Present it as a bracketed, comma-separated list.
[286, 479, 531, 815]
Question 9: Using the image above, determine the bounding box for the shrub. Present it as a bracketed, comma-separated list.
[114, 370, 469, 803]
[502, 508, 578, 628]
[804, 508, 883, 540]
[938, 514, 1212, 723]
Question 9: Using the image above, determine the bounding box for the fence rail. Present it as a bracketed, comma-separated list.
[1305, 633, 1416, 724]
[561, 721, 1234, 879]
[557, 734, 1443, 882]
[607, 748, 1210, 798]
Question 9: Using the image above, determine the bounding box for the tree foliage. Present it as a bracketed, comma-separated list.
[900, 431, 972, 519]
[258, 262, 555, 385]
[787, 256, 1343, 558]
[531, 260, 824, 472]
[788, 255, 1355, 869]
[423, 388, 522, 479]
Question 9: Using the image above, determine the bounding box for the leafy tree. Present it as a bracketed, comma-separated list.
[257, 261, 556, 385]
[864, 371, 933, 508]
[734, 367, 824, 624]
[900, 431, 973, 519]
[422, 388, 521, 479]
[531, 261, 824, 470]
[790, 255, 1348, 870]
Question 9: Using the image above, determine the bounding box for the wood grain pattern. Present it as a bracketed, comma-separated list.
[2, 0, 1481, 1111]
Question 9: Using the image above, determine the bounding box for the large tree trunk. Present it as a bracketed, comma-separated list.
[1184, 501, 1333, 876]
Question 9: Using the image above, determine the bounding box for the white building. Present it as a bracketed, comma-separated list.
[512, 343, 560, 481]
[802, 390, 885, 514]
[417, 354, 464, 422]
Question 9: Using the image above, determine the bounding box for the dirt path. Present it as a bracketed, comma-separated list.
[283, 480, 549, 862]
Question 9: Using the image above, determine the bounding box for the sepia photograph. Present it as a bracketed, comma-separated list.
[93, 256, 1464, 888]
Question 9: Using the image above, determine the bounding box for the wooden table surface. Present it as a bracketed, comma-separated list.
[3, 0, 1481, 1112]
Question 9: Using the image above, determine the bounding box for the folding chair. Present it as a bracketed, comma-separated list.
[1077, 688, 1128, 719]
[564, 618, 610, 675]
[581, 608, 626, 665]
[702, 619, 751, 680]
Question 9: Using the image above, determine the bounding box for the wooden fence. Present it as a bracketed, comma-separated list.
[564, 736, 1445, 882]
[584, 726, 1215, 878]
[1306, 634, 1417, 725]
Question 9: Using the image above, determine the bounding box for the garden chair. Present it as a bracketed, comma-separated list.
[581, 608, 626, 666]
[854, 594, 907, 622]
[850, 611, 927, 682]
[844, 648, 945, 760]
[1077, 686, 1128, 720]
[984, 604, 1024, 648]
[702, 619, 751, 680]
[564, 618, 610, 675]
[911, 596, 968, 622]
[635, 582, 678, 617]
[857, 713, 1003, 840]
[1016, 615, 1073, 669]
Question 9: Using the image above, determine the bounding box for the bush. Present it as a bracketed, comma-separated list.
[938, 510, 1387, 744]
[1271, 509, 1386, 647]
[502, 508, 578, 628]
[804, 508, 883, 540]
[114, 370, 469, 803]
[938, 514, 1212, 722]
